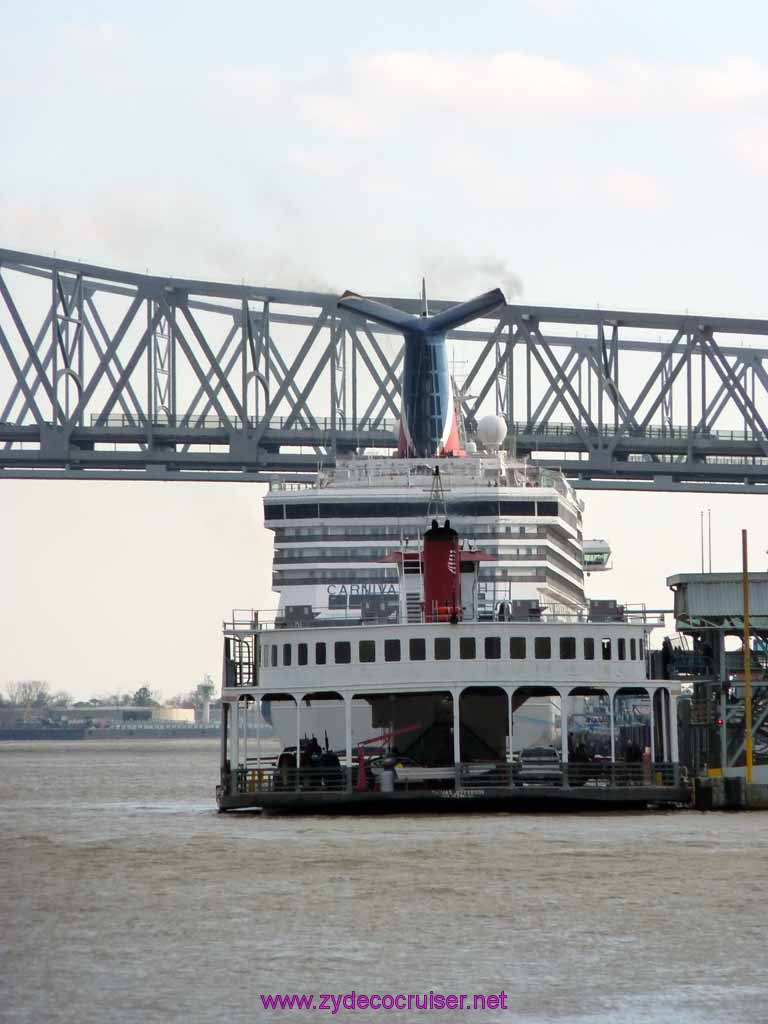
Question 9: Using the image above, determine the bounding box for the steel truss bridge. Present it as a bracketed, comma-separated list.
[2, 247, 768, 493]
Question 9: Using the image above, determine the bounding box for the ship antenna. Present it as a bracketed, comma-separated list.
[421, 277, 429, 317]
[427, 465, 447, 520]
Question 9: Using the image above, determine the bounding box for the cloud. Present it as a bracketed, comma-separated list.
[598, 169, 666, 210]
[291, 52, 768, 134]
[524, 0, 583, 14]
[207, 66, 280, 105]
[2, 39, 762, 295]
[58, 21, 132, 51]
[727, 117, 768, 173]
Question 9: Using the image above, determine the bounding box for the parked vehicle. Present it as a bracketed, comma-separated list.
[515, 746, 562, 786]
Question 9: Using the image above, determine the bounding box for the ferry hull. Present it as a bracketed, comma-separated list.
[218, 783, 691, 815]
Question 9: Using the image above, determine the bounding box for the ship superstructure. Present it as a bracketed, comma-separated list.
[266, 452, 587, 624]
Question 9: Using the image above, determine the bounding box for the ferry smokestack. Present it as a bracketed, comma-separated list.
[337, 288, 505, 458]
[423, 519, 461, 623]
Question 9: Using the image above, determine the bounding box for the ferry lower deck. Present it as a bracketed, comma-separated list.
[216, 615, 689, 814]
[218, 769, 689, 815]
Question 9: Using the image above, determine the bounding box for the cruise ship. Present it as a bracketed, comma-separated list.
[262, 289, 588, 749]
[216, 286, 685, 813]
[266, 451, 587, 628]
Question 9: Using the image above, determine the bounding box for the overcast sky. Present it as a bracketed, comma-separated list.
[2, 1, 768, 700]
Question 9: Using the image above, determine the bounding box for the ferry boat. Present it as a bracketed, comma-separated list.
[216, 287, 687, 812]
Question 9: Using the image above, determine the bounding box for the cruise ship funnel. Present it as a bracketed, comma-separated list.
[338, 288, 506, 457]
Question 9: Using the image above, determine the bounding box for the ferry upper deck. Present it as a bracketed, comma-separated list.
[217, 598, 686, 813]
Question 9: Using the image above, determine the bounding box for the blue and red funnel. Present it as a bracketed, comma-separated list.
[338, 288, 505, 457]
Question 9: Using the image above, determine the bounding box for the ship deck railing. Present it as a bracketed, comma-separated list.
[223, 605, 666, 634]
[230, 760, 682, 796]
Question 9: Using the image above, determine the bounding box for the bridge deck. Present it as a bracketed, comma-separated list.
[2, 247, 768, 491]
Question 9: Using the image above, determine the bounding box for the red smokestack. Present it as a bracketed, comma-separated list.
[423, 519, 461, 623]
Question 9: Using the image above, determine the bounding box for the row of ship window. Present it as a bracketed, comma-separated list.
[265, 500, 562, 521]
[276, 544, 551, 560]
[275, 524, 547, 539]
[260, 635, 644, 669]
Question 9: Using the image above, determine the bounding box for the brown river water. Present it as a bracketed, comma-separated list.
[1, 738, 766, 1024]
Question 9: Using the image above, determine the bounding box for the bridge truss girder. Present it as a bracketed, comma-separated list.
[1, 248, 768, 493]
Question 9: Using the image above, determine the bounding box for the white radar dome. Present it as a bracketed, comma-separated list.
[477, 414, 508, 449]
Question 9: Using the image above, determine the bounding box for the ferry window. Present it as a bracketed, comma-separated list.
[359, 640, 376, 663]
[328, 594, 347, 610]
[384, 639, 401, 662]
[298, 643, 308, 666]
[510, 637, 526, 659]
[560, 637, 576, 660]
[264, 503, 284, 521]
[460, 637, 476, 660]
[535, 637, 551, 660]
[435, 637, 451, 661]
[601, 638, 612, 661]
[315, 642, 327, 666]
[410, 638, 426, 661]
[283, 644, 292, 667]
[584, 637, 595, 660]
[271, 645, 277, 668]
[618, 638, 626, 661]
[639, 638, 645, 659]
[485, 636, 501, 660]
[630, 638, 637, 660]
[335, 641, 351, 664]
[537, 501, 559, 516]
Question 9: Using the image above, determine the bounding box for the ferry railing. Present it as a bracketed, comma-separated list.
[563, 761, 680, 788]
[459, 763, 513, 789]
[234, 764, 351, 795]
[224, 607, 666, 634]
[457, 760, 680, 790]
[231, 760, 682, 797]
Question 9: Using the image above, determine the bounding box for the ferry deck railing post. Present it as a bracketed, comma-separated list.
[506, 688, 514, 778]
[661, 688, 670, 764]
[344, 695, 353, 792]
[256, 696, 262, 786]
[220, 699, 229, 794]
[669, 690, 680, 775]
[232, 698, 240, 788]
[295, 697, 301, 792]
[648, 686, 656, 765]
[609, 690, 616, 787]
[452, 688, 462, 792]
[243, 696, 248, 770]
[559, 689, 569, 787]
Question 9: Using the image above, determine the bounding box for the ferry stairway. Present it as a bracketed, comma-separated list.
[405, 592, 422, 623]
